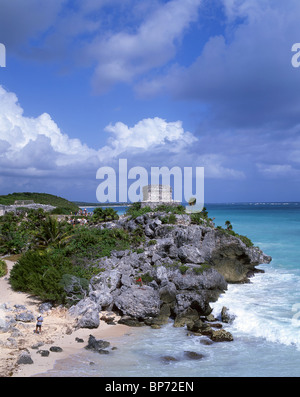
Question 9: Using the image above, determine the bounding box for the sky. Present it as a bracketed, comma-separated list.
[1, 0, 300, 203]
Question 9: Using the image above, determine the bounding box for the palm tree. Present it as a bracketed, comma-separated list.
[225, 220, 233, 230]
[34, 216, 73, 250]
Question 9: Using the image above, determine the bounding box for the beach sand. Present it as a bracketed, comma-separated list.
[0, 260, 131, 377]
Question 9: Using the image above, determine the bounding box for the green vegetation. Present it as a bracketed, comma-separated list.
[135, 271, 154, 285]
[0, 209, 74, 255]
[225, 220, 233, 230]
[178, 264, 189, 274]
[0, 212, 31, 255]
[1, 197, 254, 306]
[64, 227, 133, 264]
[216, 222, 254, 247]
[160, 213, 177, 224]
[0, 192, 79, 214]
[190, 207, 210, 225]
[193, 262, 211, 274]
[7, 216, 145, 304]
[9, 250, 94, 304]
[125, 202, 152, 218]
[92, 207, 119, 223]
[0, 259, 7, 277]
[34, 215, 73, 250]
[10, 250, 73, 303]
[125, 202, 186, 219]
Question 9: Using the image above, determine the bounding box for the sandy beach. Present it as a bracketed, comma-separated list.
[0, 260, 131, 377]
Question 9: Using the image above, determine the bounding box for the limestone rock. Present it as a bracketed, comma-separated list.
[114, 285, 160, 320]
[85, 334, 110, 353]
[210, 329, 234, 342]
[17, 351, 34, 365]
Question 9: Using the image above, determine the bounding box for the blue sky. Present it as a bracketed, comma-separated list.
[1, 0, 300, 203]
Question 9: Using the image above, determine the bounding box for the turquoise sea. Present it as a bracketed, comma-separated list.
[47, 203, 300, 377]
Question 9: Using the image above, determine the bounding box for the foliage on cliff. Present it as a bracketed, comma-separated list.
[0, 192, 79, 213]
[3, 203, 258, 305]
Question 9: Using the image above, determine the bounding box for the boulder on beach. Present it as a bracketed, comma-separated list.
[17, 351, 34, 365]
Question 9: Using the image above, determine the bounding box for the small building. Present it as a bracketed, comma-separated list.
[0, 205, 7, 216]
[141, 184, 180, 209]
[142, 185, 172, 203]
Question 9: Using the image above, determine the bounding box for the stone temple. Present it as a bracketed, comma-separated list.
[141, 185, 179, 209]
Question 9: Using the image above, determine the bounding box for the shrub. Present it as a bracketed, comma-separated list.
[141, 272, 154, 284]
[92, 207, 119, 223]
[0, 259, 7, 277]
[178, 265, 189, 274]
[190, 207, 209, 225]
[216, 225, 254, 247]
[60, 274, 89, 305]
[64, 227, 132, 263]
[9, 251, 70, 303]
[126, 202, 186, 219]
[0, 223, 29, 255]
[125, 204, 152, 219]
[193, 263, 211, 274]
[155, 204, 186, 214]
[8, 250, 96, 304]
[236, 234, 253, 247]
[160, 213, 177, 224]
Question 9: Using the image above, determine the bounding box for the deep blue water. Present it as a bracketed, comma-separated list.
[49, 203, 300, 377]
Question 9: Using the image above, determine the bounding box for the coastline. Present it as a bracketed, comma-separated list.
[0, 260, 132, 377]
[12, 319, 131, 378]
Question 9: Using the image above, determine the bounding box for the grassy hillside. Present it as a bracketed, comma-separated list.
[0, 192, 79, 213]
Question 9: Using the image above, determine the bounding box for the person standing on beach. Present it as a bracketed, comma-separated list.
[35, 314, 43, 334]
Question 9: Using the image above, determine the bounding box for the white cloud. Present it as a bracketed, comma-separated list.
[100, 117, 197, 158]
[0, 85, 244, 188]
[86, 0, 202, 93]
[0, 85, 198, 177]
[0, 85, 99, 175]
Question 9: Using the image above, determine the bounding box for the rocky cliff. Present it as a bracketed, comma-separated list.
[69, 211, 271, 339]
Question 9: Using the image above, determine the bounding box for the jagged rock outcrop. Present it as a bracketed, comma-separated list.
[69, 210, 271, 338]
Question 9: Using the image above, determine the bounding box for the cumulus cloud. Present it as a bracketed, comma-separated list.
[0, 85, 100, 177]
[0, 83, 246, 192]
[100, 117, 197, 158]
[0, 85, 197, 174]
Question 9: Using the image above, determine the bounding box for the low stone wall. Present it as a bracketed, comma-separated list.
[140, 201, 182, 209]
[0, 203, 56, 216]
